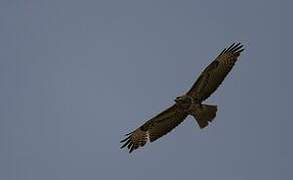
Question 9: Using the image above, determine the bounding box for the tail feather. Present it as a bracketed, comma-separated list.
[192, 104, 217, 129]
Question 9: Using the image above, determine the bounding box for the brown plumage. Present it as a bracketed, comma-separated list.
[121, 43, 244, 153]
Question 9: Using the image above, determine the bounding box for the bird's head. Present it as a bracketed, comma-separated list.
[174, 95, 192, 110]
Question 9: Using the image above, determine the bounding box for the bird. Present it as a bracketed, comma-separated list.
[120, 43, 244, 153]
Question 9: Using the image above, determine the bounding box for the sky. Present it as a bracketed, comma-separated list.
[0, 0, 292, 180]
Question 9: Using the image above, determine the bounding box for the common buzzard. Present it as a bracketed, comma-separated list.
[121, 43, 244, 153]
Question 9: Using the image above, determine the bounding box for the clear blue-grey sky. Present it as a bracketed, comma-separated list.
[0, 0, 291, 180]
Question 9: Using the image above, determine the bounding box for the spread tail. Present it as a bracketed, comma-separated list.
[192, 104, 217, 129]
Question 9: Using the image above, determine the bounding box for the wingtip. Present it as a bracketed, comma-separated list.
[125, 131, 134, 136]
[225, 42, 245, 54]
[226, 43, 236, 51]
[120, 135, 131, 143]
[120, 139, 131, 149]
[236, 48, 245, 54]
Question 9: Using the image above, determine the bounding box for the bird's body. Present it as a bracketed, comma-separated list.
[121, 43, 244, 153]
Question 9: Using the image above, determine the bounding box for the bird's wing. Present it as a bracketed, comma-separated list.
[187, 43, 244, 101]
[120, 104, 188, 153]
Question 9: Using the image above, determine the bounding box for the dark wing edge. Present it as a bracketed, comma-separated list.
[217, 42, 244, 58]
[187, 42, 244, 99]
[120, 104, 187, 153]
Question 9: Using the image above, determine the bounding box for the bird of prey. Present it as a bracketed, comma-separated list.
[120, 43, 244, 153]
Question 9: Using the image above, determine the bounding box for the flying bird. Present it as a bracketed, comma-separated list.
[120, 43, 244, 153]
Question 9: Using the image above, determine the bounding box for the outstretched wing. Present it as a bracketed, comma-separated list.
[187, 43, 244, 101]
[120, 104, 188, 153]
